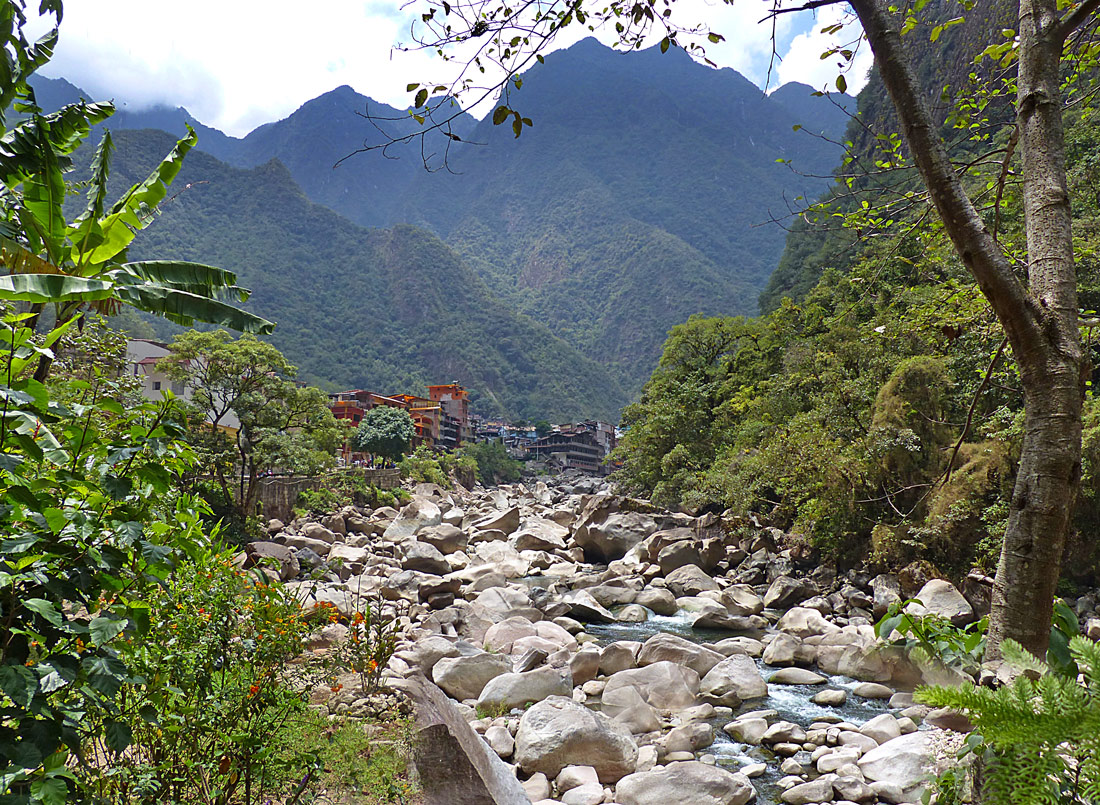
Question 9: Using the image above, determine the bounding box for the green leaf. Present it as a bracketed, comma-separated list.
[30, 776, 68, 805]
[103, 720, 132, 754]
[83, 654, 128, 696]
[89, 615, 127, 646]
[492, 105, 509, 126]
[0, 664, 39, 707]
[836, 74, 848, 93]
[112, 284, 275, 334]
[414, 88, 428, 108]
[0, 273, 113, 303]
[22, 597, 62, 626]
[406, 83, 419, 91]
[660, 36, 670, 53]
[21, 121, 67, 261]
[111, 260, 245, 301]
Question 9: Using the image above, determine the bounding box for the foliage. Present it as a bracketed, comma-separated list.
[164, 330, 342, 523]
[462, 439, 522, 485]
[295, 474, 408, 517]
[353, 406, 415, 464]
[875, 599, 988, 674]
[327, 599, 400, 695]
[398, 445, 450, 487]
[99, 547, 315, 804]
[916, 636, 1100, 805]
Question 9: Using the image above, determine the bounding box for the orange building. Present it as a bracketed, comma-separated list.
[427, 382, 471, 448]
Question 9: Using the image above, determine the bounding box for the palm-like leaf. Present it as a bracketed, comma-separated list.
[112, 284, 274, 334]
[0, 273, 113, 302]
[110, 261, 248, 302]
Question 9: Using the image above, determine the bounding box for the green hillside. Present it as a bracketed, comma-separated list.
[94, 130, 627, 421]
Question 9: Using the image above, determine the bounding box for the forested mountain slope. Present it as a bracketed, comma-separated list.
[94, 130, 627, 421]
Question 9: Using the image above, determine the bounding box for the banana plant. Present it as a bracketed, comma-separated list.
[0, 89, 273, 379]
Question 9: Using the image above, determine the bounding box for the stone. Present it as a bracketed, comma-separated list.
[691, 611, 767, 636]
[699, 654, 768, 706]
[556, 764, 600, 793]
[564, 590, 617, 623]
[402, 634, 461, 674]
[484, 617, 538, 653]
[712, 637, 765, 657]
[602, 661, 700, 711]
[522, 773, 551, 802]
[721, 585, 765, 616]
[599, 642, 638, 676]
[871, 574, 902, 619]
[763, 721, 806, 745]
[722, 717, 768, 744]
[852, 682, 894, 699]
[665, 564, 720, 597]
[327, 543, 370, 567]
[419, 523, 467, 554]
[763, 633, 815, 667]
[664, 722, 714, 753]
[514, 518, 570, 552]
[514, 696, 639, 783]
[474, 507, 522, 535]
[561, 780, 604, 805]
[811, 689, 848, 707]
[246, 541, 300, 580]
[398, 541, 451, 575]
[383, 497, 442, 539]
[860, 713, 902, 745]
[909, 579, 975, 626]
[634, 587, 677, 615]
[473, 586, 539, 621]
[617, 603, 649, 622]
[833, 775, 876, 803]
[301, 522, 337, 544]
[858, 731, 933, 803]
[432, 651, 512, 701]
[614, 762, 755, 805]
[768, 668, 827, 685]
[637, 632, 724, 676]
[657, 540, 707, 575]
[478, 664, 573, 712]
[485, 724, 515, 758]
[600, 685, 662, 734]
[569, 647, 602, 687]
[776, 607, 839, 638]
[764, 575, 818, 610]
[781, 778, 834, 804]
[572, 496, 659, 562]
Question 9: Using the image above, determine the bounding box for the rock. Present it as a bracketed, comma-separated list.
[860, 713, 902, 744]
[432, 651, 512, 701]
[514, 518, 570, 552]
[479, 664, 573, 712]
[657, 540, 706, 575]
[665, 564, 720, 597]
[281, 533, 331, 556]
[664, 722, 715, 753]
[419, 524, 467, 554]
[871, 574, 902, 619]
[398, 541, 451, 575]
[402, 634, 461, 673]
[776, 607, 840, 638]
[691, 611, 767, 636]
[561, 781, 604, 805]
[634, 587, 678, 615]
[811, 688, 847, 707]
[712, 637, 764, 657]
[522, 772, 551, 802]
[602, 661, 700, 710]
[617, 604, 649, 622]
[762, 721, 806, 745]
[781, 778, 834, 804]
[699, 654, 768, 706]
[246, 541, 300, 580]
[474, 507, 522, 535]
[858, 731, 933, 803]
[484, 724, 515, 758]
[852, 682, 894, 699]
[637, 633, 725, 676]
[556, 764, 600, 793]
[484, 616, 538, 653]
[514, 696, 639, 783]
[473, 586, 539, 621]
[909, 579, 975, 626]
[327, 543, 370, 567]
[572, 496, 659, 562]
[564, 590, 617, 623]
[301, 522, 337, 544]
[762, 633, 814, 667]
[599, 642, 638, 676]
[764, 575, 818, 610]
[601, 685, 662, 734]
[768, 668, 827, 685]
[721, 585, 765, 616]
[569, 647, 602, 687]
[615, 762, 755, 805]
[383, 497, 442, 539]
[833, 775, 876, 803]
[722, 717, 768, 744]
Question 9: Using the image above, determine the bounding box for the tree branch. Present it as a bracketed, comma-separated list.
[1055, 0, 1100, 42]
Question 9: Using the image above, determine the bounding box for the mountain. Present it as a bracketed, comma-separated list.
[42, 38, 856, 401]
[91, 130, 628, 421]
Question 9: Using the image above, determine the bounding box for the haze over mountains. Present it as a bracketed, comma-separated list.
[42, 37, 854, 419]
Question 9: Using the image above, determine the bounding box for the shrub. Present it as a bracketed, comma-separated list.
[353, 407, 416, 464]
[461, 440, 522, 485]
[399, 445, 449, 486]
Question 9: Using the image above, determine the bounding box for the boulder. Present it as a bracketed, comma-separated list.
[764, 575, 818, 610]
[245, 541, 299, 581]
[762, 633, 815, 667]
[664, 564, 720, 597]
[514, 518, 570, 552]
[699, 654, 768, 705]
[909, 579, 975, 626]
[484, 724, 514, 758]
[300, 522, 337, 544]
[768, 668, 826, 685]
[776, 606, 840, 638]
[473, 586, 539, 621]
[383, 497, 442, 539]
[615, 762, 755, 805]
[858, 731, 934, 803]
[722, 585, 765, 616]
[477, 664, 573, 712]
[432, 651, 512, 701]
[602, 661, 700, 710]
[781, 778, 834, 805]
[871, 573, 902, 619]
[599, 642, 638, 676]
[514, 696, 639, 783]
[692, 611, 767, 636]
[484, 616, 538, 653]
[572, 496, 659, 562]
[419, 524, 467, 554]
[398, 541, 451, 575]
[723, 717, 768, 744]
[634, 587, 678, 615]
[563, 590, 617, 623]
[860, 713, 903, 745]
[473, 507, 521, 535]
[600, 684, 662, 734]
[637, 633, 724, 676]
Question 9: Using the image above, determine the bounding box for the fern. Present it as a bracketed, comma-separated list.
[916, 637, 1100, 805]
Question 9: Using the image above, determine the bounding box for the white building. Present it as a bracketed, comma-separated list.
[125, 339, 240, 431]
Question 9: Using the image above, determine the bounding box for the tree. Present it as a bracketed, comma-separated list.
[534, 420, 553, 438]
[353, 406, 416, 464]
[162, 330, 341, 520]
[396, 0, 1100, 658]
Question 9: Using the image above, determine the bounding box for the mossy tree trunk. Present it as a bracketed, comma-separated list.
[848, 0, 1093, 659]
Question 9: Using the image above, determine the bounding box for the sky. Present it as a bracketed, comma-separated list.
[29, 0, 873, 138]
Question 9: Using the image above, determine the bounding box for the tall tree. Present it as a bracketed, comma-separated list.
[395, 0, 1100, 658]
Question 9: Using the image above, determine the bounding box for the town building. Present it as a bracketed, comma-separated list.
[428, 382, 472, 449]
[527, 425, 605, 474]
[125, 339, 240, 432]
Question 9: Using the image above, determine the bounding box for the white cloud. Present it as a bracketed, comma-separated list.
[774, 3, 872, 94]
[28, 0, 862, 136]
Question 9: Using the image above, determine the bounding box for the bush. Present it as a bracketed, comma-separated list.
[461, 440, 523, 485]
[294, 473, 409, 516]
[399, 445, 449, 486]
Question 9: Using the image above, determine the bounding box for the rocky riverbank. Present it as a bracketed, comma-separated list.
[240, 476, 1100, 805]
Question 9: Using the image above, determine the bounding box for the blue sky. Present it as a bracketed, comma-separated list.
[30, 1, 869, 137]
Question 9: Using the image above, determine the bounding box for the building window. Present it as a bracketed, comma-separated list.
[153, 381, 161, 391]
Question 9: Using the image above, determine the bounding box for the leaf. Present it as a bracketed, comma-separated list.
[112, 284, 275, 334]
[0, 273, 113, 303]
[82, 654, 128, 696]
[103, 720, 132, 754]
[660, 36, 670, 53]
[111, 260, 245, 301]
[492, 105, 509, 126]
[836, 75, 848, 93]
[30, 776, 68, 805]
[0, 664, 39, 707]
[89, 615, 127, 646]
[406, 83, 419, 91]
[414, 88, 428, 108]
[22, 597, 62, 626]
[20, 122, 67, 260]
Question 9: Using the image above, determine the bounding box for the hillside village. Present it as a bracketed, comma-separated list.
[126, 338, 619, 475]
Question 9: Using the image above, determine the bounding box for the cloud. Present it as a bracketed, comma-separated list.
[28, 0, 865, 136]
[774, 4, 872, 95]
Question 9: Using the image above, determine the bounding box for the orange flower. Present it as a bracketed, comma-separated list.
[368, 659, 378, 670]
[249, 684, 259, 696]
[330, 683, 343, 693]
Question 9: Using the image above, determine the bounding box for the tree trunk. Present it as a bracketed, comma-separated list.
[849, 0, 1085, 658]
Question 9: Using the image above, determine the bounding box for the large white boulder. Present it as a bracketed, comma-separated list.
[699, 653, 768, 706]
[615, 761, 755, 805]
[858, 730, 934, 803]
[602, 661, 700, 711]
[514, 696, 639, 783]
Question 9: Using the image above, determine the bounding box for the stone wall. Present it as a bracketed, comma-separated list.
[256, 469, 402, 522]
